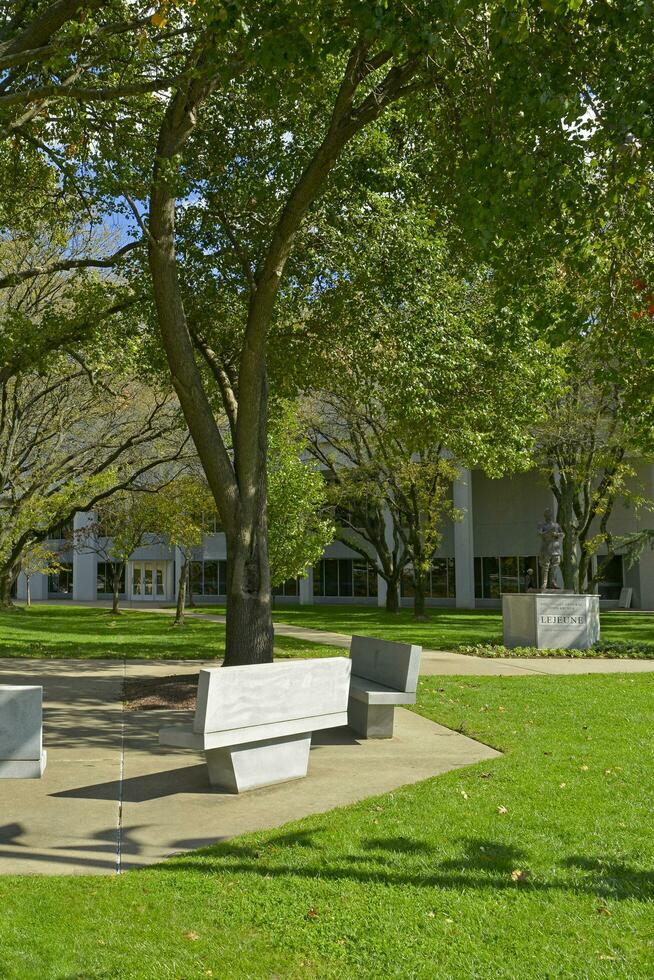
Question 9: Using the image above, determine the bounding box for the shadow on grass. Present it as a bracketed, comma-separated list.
[156, 832, 654, 901]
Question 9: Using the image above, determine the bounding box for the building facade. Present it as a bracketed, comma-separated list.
[15, 463, 654, 610]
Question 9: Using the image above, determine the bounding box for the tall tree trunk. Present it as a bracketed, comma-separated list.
[413, 571, 428, 622]
[26, 576, 31, 607]
[385, 574, 400, 612]
[173, 555, 188, 627]
[0, 568, 15, 609]
[224, 399, 274, 665]
[578, 547, 592, 594]
[112, 562, 121, 614]
[556, 481, 578, 590]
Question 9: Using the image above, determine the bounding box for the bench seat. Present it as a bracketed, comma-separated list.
[160, 710, 348, 752]
[348, 675, 416, 707]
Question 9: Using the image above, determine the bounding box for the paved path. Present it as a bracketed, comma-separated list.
[127, 605, 654, 677]
[0, 659, 499, 876]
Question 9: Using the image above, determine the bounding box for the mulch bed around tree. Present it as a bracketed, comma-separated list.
[123, 673, 199, 711]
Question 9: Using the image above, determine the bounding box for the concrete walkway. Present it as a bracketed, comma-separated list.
[0, 659, 499, 876]
[128, 605, 654, 677]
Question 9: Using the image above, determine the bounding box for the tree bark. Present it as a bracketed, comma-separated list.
[385, 575, 401, 612]
[0, 568, 15, 608]
[112, 574, 120, 614]
[173, 554, 188, 627]
[413, 571, 428, 621]
[26, 576, 31, 607]
[224, 387, 274, 664]
[555, 479, 578, 591]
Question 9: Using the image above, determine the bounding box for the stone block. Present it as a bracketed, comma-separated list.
[0, 685, 46, 778]
[204, 734, 312, 793]
[502, 593, 600, 650]
[347, 700, 395, 739]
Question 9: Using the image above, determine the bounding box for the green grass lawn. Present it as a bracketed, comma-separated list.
[196, 602, 654, 650]
[1, 673, 652, 978]
[0, 605, 338, 660]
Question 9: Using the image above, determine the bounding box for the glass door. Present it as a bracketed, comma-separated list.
[131, 562, 167, 599]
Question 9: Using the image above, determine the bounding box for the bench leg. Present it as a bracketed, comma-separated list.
[348, 701, 395, 739]
[204, 734, 312, 793]
[0, 751, 47, 778]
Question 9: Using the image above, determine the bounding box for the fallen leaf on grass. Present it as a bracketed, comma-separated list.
[184, 931, 200, 941]
[460, 790, 469, 800]
[510, 869, 530, 883]
[597, 906, 612, 916]
[580, 765, 589, 771]
[306, 907, 319, 920]
[497, 805, 508, 815]
[426, 911, 436, 918]
[479, 772, 493, 779]
[559, 782, 566, 789]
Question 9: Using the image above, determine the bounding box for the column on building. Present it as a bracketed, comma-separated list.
[299, 565, 314, 605]
[453, 467, 475, 609]
[72, 511, 97, 601]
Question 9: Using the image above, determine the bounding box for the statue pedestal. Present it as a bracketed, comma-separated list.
[502, 593, 600, 650]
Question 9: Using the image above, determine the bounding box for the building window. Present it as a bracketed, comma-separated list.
[595, 555, 624, 600]
[48, 563, 73, 596]
[313, 558, 378, 598]
[48, 518, 74, 541]
[273, 577, 299, 597]
[475, 556, 539, 598]
[401, 558, 456, 599]
[96, 562, 126, 596]
[189, 559, 227, 596]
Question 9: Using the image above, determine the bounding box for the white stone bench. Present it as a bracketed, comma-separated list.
[0, 685, 47, 778]
[159, 657, 351, 793]
[347, 636, 422, 739]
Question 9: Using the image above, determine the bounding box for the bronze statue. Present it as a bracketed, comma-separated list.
[537, 507, 564, 590]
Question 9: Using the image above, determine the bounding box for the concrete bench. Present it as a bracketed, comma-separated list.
[159, 657, 351, 793]
[0, 685, 47, 778]
[347, 636, 422, 739]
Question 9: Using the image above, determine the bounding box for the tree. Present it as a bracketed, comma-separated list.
[514, 157, 654, 593]
[0, 361, 187, 607]
[267, 407, 334, 592]
[152, 475, 214, 626]
[307, 400, 458, 619]
[533, 357, 654, 593]
[74, 491, 164, 614]
[20, 543, 63, 607]
[299, 210, 552, 617]
[530, 282, 654, 592]
[142, 1, 619, 661]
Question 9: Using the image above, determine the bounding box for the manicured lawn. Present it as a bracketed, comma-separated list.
[198, 603, 654, 650]
[0, 605, 338, 660]
[1, 673, 652, 978]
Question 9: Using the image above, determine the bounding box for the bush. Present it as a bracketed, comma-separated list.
[457, 641, 654, 659]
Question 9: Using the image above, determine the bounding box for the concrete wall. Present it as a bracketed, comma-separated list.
[472, 469, 553, 556]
